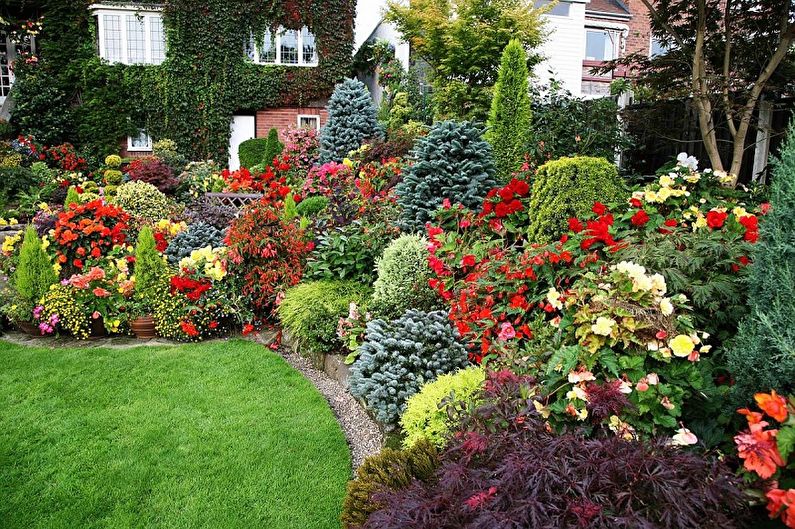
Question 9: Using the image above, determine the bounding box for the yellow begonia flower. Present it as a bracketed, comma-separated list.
[41, 237, 50, 250]
[669, 335, 695, 357]
[566, 386, 588, 401]
[659, 175, 675, 188]
[693, 215, 708, 229]
[657, 187, 672, 202]
[342, 158, 354, 168]
[732, 206, 750, 218]
[591, 316, 616, 336]
[546, 288, 563, 310]
[9, 218, 18, 225]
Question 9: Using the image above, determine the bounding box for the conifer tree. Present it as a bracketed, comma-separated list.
[263, 128, 284, 166]
[728, 122, 795, 404]
[134, 226, 167, 303]
[13, 226, 57, 320]
[319, 78, 381, 162]
[396, 120, 496, 232]
[64, 186, 80, 209]
[486, 39, 532, 182]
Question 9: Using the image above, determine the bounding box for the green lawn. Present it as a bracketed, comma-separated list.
[0, 339, 351, 529]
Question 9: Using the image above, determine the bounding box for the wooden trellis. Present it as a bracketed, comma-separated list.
[204, 192, 262, 210]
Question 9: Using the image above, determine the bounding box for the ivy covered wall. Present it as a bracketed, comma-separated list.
[10, 0, 355, 161]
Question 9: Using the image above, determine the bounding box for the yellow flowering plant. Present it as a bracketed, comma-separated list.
[530, 261, 713, 438]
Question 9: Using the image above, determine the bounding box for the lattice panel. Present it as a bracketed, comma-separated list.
[204, 192, 263, 210]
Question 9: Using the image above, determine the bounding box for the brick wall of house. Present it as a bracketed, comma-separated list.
[255, 107, 328, 138]
[622, 0, 653, 57]
[119, 141, 152, 159]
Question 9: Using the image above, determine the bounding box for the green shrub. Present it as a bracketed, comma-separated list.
[527, 156, 626, 243]
[153, 138, 187, 172]
[728, 123, 795, 405]
[396, 120, 497, 232]
[238, 138, 268, 169]
[349, 310, 469, 427]
[295, 195, 329, 217]
[134, 226, 168, 313]
[114, 181, 173, 225]
[486, 39, 532, 182]
[400, 367, 485, 449]
[164, 222, 226, 264]
[341, 440, 440, 529]
[306, 220, 396, 284]
[320, 78, 382, 162]
[370, 234, 438, 319]
[262, 128, 284, 166]
[278, 281, 372, 358]
[12, 226, 57, 321]
[64, 187, 80, 209]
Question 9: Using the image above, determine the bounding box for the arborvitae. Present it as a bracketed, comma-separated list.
[319, 78, 381, 162]
[134, 226, 167, 301]
[486, 39, 532, 182]
[13, 226, 57, 316]
[728, 122, 795, 404]
[263, 128, 284, 166]
[64, 186, 80, 209]
[396, 120, 497, 232]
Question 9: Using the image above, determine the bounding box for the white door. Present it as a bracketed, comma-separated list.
[228, 115, 256, 171]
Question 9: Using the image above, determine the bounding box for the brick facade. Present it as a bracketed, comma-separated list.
[255, 107, 329, 138]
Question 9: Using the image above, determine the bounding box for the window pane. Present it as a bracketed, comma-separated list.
[534, 0, 570, 16]
[130, 130, 151, 149]
[585, 30, 613, 61]
[650, 36, 668, 58]
[280, 29, 298, 64]
[301, 27, 317, 64]
[103, 15, 122, 62]
[150, 17, 166, 64]
[126, 15, 146, 64]
[0, 35, 11, 98]
[298, 116, 319, 130]
[259, 29, 276, 63]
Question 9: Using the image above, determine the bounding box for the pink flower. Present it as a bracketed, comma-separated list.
[92, 287, 110, 298]
[498, 322, 516, 341]
[92, 311, 101, 319]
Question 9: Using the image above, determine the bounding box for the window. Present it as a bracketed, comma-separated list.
[535, 0, 571, 17]
[650, 36, 669, 58]
[297, 114, 320, 131]
[92, 6, 166, 65]
[249, 26, 319, 66]
[585, 29, 617, 61]
[128, 130, 152, 152]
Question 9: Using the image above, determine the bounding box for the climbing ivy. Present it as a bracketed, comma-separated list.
[11, 0, 354, 161]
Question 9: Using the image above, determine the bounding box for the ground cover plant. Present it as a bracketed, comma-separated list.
[0, 339, 351, 529]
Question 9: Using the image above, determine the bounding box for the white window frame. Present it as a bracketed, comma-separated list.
[127, 130, 153, 152]
[249, 26, 318, 67]
[297, 114, 321, 131]
[649, 35, 671, 58]
[90, 4, 166, 65]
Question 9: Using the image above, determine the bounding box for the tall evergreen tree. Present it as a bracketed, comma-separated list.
[728, 122, 795, 405]
[13, 226, 57, 320]
[486, 39, 532, 181]
[319, 78, 381, 162]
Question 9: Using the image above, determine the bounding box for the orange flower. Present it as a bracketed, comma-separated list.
[92, 287, 110, 298]
[756, 391, 789, 422]
[766, 488, 795, 528]
[738, 408, 767, 432]
[735, 428, 785, 479]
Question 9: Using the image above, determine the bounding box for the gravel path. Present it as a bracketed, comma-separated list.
[251, 335, 384, 470]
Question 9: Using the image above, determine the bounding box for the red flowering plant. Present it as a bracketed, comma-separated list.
[13, 136, 87, 171]
[51, 199, 130, 276]
[225, 171, 313, 318]
[734, 391, 795, 528]
[222, 155, 293, 194]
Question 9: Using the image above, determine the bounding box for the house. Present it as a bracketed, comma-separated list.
[87, 2, 351, 169]
[355, 0, 657, 99]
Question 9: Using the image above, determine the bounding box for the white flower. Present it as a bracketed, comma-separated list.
[591, 317, 616, 336]
[659, 298, 674, 316]
[619, 380, 633, 394]
[671, 427, 698, 446]
[546, 288, 563, 310]
[647, 373, 659, 385]
[676, 152, 699, 171]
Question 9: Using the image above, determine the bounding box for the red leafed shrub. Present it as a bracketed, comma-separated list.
[225, 183, 313, 315]
[362, 372, 749, 529]
[52, 199, 130, 274]
[126, 156, 179, 194]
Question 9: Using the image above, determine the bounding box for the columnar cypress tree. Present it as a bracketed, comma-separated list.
[263, 128, 284, 166]
[486, 39, 532, 181]
[396, 120, 497, 232]
[64, 186, 80, 209]
[13, 226, 57, 320]
[319, 78, 381, 162]
[134, 226, 167, 302]
[728, 122, 795, 404]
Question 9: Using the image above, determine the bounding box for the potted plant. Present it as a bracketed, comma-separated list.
[130, 226, 167, 340]
[10, 227, 57, 336]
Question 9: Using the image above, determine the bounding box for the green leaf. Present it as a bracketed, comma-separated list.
[778, 426, 795, 461]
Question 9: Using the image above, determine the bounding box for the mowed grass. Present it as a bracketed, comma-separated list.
[0, 339, 351, 529]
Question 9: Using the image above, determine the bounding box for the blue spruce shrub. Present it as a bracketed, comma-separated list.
[319, 78, 382, 162]
[396, 120, 497, 232]
[349, 310, 469, 427]
[164, 222, 226, 264]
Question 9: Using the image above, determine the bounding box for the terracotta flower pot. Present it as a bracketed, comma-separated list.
[17, 320, 43, 337]
[131, 315, 157, 339]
